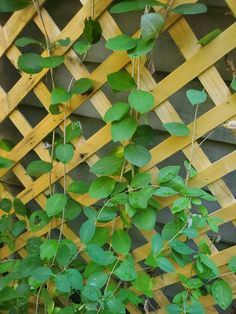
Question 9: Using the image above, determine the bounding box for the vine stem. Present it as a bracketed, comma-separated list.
[35, 284, 43, 314]
[96, 259, 120, 314]
[185, 104, 199, 186]
[154, 223, 187, 258]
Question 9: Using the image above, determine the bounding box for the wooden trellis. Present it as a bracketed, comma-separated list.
[0, 0, 236, 312]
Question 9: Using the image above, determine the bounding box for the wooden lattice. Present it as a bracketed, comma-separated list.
[0, 0, 236, 312]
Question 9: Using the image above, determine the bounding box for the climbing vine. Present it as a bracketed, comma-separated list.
[0, 0, 236, 314]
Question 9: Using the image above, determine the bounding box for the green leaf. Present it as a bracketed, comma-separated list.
[26, 160, 53, 177]
[83, 17, 102, 44]
[82, 284, 102, 301]
[55, 143, 74, 164]
[132, 207, 156, 230]
[56, 37, 71, 47]
[90, 155, 123, 176]
[114, 256, 137, 281]
[132, 272, 153, 297]
[169, 240, 194, 255]
[0, 156, 14, 168]
[87, 272, 108, 289]
[228, 256, 236, 272]
[40, 56, 64, 69]
[186, 89, 208, 105]
[13, 198, 27, 216]
[171, 197, 189, 213]
[141, 12, 164, 41]
[106, 34, 137, 51]
[12, 220, 26, 237]
[29, 210, 50, 232]
[64, 198, 82, 220]
[68, 180, 89, 194]
[158, 166, 180, 183]
[107, 70, 136, 91]
[0, 139, 14, 151]
[112, 229, 131, 255]
[110, 1, 158, 13]
[128, 90, 154, 113]
[66, 269, 83, 290]
[132, 124, 157, 147]
[211, 279, 232, 310]
[17, 36, 41, 47]
[88, 176, 116, 199]
[0, 198, 12, 212]
[40, 240, 58, 260]
[151, 233, 163, 255]
[166, 304, 181, 314]
[104, 102, 130, 122]
[65, 121, 82, 143]
[128, 37, 155, 57]
[181, 227, 198, 238]
[89, 227, 109, 246]
[124, 143, 151, 167]
[73, 39, 91, 55]
[97, 207, 117, 222]
[188, 301, 205, 314]
[49, 103, 61, 115]
[172, 3, 207, 15]
[86, 244, 116, 265]
[71, 78, 93, 95]
[106, 297, 126, 314]
[161, 221, 180, 240]
[0, 287, 18, 302]
[231, 78, 236, 92]
[55, 274, 71, 293]
[79, 219, 95, 244]
[112, 117, 137, 142]
[31, 267, 53, 282]
[198, 29, 221, 46]
[184, 160, 197, 178]
[131, 172, 151, 188]
[56, 244, 72, 267]
[163, 122, 190, 136]
[18, 53, 43, 74]
[46, 193, 67, 217]
[0, 0, 29, 12]
[154, 187, 178, 197]
[51, 87, 72, 105]
[129, 186, 154, 209]
[199, 253, 219, 276]
[156, 256, 175, 272]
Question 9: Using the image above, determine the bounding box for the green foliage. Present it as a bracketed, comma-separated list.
[0, 139, 14, 151]
[141, 12, 164, 41]
[172, 3, 207, 15]
[0, 156, 14, 168]
[26, 160, 53, 177]
[88, 176, 116, 199]
[211, 279, 233, 310]
[198, 29, 222, 46]
[111, 117, 137, 141]
[186, 89, 208, 105]
[83, 17, 102, 44]
[46, 193, 67, 217]
[104, 102, 130, 122]
[0, 0, 29, 12]
[128, 90, 154, 113]
[90, 155, 123, 175]
[112, 229, 131, 255]
[73, 39, 91, 55]
[124, 143, 151, 167]
[163, 122, 190, 136]
[107, 70, 136, 91]
[106, 34, 137, 51]
[71, 78, 93, 95]
[55, 144, 74, 164]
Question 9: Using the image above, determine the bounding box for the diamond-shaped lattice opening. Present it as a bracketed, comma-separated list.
[219, 170, 236, 197]
[1, 171, 24, 195]
[167, 82, 216, 125]
[0, 54, 21, 92]
[79, 115, 106, 140]
[185, 4, 235, 45]
[19, 102, 48, 127]
[74, 99, 103, 119]
[153, 31, 186, 76]
[0, 12, 11, 26]
[206, 221, 236, 251]
[16, 20, 45, 55]
[43, 63, 74, 91]
[44, 0, 82, 30]
[83, 37, 113, 71]
[0, 116, 23, 146]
